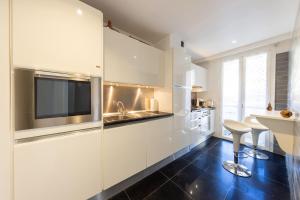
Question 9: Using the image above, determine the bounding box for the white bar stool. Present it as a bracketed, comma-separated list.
[244, 116, 269, 160]
[223, 120, 252, 177]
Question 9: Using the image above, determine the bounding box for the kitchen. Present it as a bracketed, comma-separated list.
[1, 0, 300, 200]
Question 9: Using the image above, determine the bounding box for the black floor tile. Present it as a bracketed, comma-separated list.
[108, 191, 129, 200]
[145, 181, 192, 200]
[125, 171, 168, 200]
[225, 187, 259, 200]
[181, 137, 220, 162]
[192, 151, 221, 171]
[242, 155, 289, 186]
[159, 158, 190, 178]
[172, 164, 230, 200]
[202, 152, 291, 200]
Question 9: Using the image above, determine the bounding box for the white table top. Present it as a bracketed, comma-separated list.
[250, 110, 296, 122]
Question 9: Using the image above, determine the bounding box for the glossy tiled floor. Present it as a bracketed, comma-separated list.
[108, 137, 291, 200]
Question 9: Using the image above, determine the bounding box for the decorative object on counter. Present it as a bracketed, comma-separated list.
[267, 102, 273, 111]
[150, 98, 159, 112]
[191, 98, 205, 108]
[280, 109, 293, 118]
[206, 99, 215, 108]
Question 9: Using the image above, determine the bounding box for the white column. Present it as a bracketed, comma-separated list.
[0, 0, 12, 199]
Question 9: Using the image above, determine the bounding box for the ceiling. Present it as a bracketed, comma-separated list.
[82, 0, 299, 60]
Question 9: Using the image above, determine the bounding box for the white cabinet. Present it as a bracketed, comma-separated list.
[14, 129, 102, 200]
[103, 117, 173, 189]
[172, 48, 192, 153]
[12, 0, 103, 76]
[104, 28, 164, 86]
[103, 123, 147, 189]
[189, 111, 205, 147]
[173, 48, 192, 87]
[146, 118, 173, 167]
[191, 63, 208, 91]
[209, 109, 215, 134]
[172, 86, 192, 153]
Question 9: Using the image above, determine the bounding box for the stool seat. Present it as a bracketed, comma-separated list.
[224, 120, 252, 134]
[244, 117, 268, 131]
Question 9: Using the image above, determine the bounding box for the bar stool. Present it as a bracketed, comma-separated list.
[223, 120, 252, 177]
[244, 116, 269, 160]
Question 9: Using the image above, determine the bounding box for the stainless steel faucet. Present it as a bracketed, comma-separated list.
[116, 101, 127, 116]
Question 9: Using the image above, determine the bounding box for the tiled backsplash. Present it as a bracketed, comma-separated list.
[275, 52, 289, 110]
[103, 85, 154, 113]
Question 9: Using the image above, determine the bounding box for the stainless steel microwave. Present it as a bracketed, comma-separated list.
[14, 68, 101, 131]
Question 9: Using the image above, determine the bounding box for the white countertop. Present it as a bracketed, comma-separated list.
[251, 110, 296, 122]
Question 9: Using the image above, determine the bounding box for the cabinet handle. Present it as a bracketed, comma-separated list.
[96, 66, 101, 69]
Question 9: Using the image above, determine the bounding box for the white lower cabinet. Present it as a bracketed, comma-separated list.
[14, 129, 101, 200]
[103, 123, 147, 189]
[103, 117, 173, 189]
[146, 118, 173, 167]
[172, 86, 192, 153]
[209, 110, 215, 134]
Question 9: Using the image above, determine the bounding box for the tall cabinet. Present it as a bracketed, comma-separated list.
[12, 0, 103, 199]
[171, 48, 193, 153]
[12, 0, 103, 76]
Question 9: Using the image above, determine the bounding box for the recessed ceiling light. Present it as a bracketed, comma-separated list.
[232, 40, 237, 44]
[76, 9, 83, 16]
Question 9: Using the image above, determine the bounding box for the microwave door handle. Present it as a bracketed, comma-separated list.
[34, 71, 90, 81]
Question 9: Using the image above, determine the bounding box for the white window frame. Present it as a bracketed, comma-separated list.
[221, 49, 274, 151]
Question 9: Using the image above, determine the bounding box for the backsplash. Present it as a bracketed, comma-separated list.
[103, 85, 154, 113]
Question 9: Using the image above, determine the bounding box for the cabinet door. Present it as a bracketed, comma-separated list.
[104, 28, 163, 86]
[146, 118, 172, 167]
[173, 48, 192, 87]
[103, 123, 147, 189]
[209, 110, 215, 134]
[12, 0, 103, 76]
[172, 87, 191, 153]
[14, 129, 101, 200]
[191, 64, 208, 90]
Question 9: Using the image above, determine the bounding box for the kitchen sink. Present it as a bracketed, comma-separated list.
[103, 115, 133, 123]
[103, 112, 161, 124]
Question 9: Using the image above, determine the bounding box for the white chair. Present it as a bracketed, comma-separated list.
[223, 120, 252, 177]
[244, 116, 269, 160]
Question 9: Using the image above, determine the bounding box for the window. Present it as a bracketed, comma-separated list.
[222, 52, 270, 148]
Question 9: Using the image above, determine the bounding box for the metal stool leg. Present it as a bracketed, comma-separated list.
[222, 133, 252, 177]
[246, 130, 269, 160]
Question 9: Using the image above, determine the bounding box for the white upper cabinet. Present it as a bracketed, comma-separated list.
[12, 0, 103, 76]
[173, 48, 192, 87]
[104, 28, 164, 86]
[191, 63, 208, 91]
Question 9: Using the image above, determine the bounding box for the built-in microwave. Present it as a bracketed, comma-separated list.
[14, 68, 101, 131]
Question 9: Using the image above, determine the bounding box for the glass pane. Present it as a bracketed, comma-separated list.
[35, 78, 91, 119]
[243, 53, 268, 145]
[222, 59, 240, 137]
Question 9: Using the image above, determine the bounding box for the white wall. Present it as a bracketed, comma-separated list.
[0, 0, 12, 199]
[197, 39, 292, 138]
